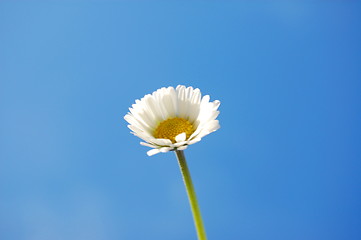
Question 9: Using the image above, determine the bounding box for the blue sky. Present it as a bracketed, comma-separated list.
[0, 1, 360, 240]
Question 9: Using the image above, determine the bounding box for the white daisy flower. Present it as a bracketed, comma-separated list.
[124, 85, 220, 156]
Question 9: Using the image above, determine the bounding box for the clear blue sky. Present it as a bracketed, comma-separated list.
[1, 1, 360, 240]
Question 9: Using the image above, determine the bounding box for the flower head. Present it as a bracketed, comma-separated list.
[124, 85, 220, 156]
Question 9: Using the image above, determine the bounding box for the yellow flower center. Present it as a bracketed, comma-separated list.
[154, 117, 195, 143]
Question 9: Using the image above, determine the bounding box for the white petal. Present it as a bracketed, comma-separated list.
[132, 134, 153, 144]
[213, 100, 221, 109]
[143, 94, 163, 124]
[187, 88, 202, 123]
[140, 142, 157, 148]
[176, 85, 187, 118]
[147, 148, 161, 156]
[155, 88, 170, 120]
[142, 95, 161, 125]
[125, 114, 153, 135]
[159, 147, 173, 153]
[206, 120, 221, 132]
[177, 145, 188, 151]
[173, 141, 188, 147]
[128, 108, 153, 133]
[128, 124, 153, 137]
[185, 86, 193, 99]
[188, 137, 201, 145]
[150, 138, 173, 146]
[194, 120, 220, 139]
[161, 87, 177, 118]
[189, 125, 203, 139]
[201, 95, 210, 105]
[175, 132, 186, 142]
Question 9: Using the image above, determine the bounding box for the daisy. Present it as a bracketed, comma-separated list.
[124, 85, 220, 240]
[124, 85, 220, 156]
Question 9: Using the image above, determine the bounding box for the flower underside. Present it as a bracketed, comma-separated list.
[154, 117, 195, 143]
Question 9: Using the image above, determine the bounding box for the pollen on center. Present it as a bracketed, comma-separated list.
[154, 117, 195, 143]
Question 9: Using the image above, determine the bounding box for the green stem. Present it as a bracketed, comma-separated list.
[175, 150, 207, 240]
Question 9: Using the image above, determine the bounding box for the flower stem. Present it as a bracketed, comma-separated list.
[175, 150, 207, 240]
